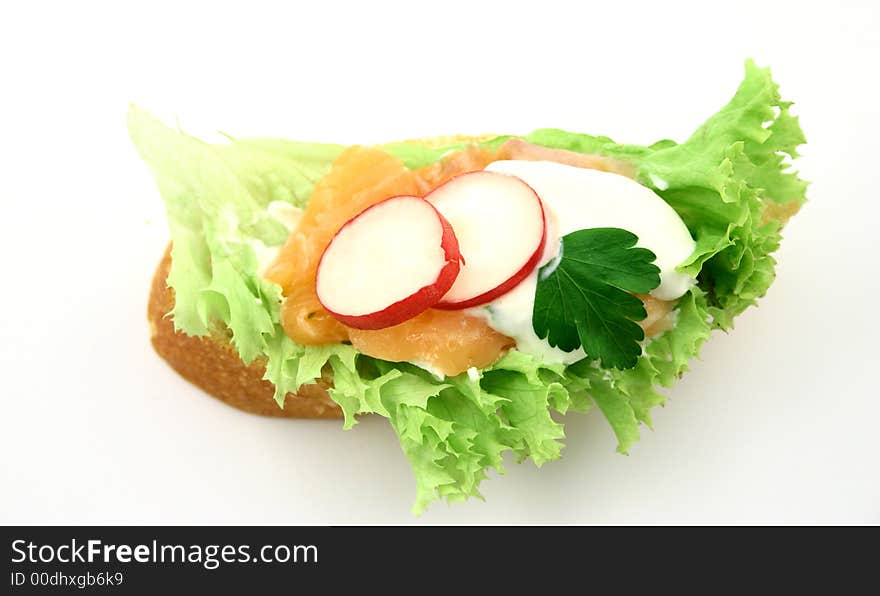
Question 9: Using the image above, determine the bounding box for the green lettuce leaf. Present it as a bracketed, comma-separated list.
[301, 344, 577, 513]
[128, 107, 343, 365]
[131, 59, 806, 513]
[521, 59, 807, 329]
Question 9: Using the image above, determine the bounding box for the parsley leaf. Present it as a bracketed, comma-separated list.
[533, 228, 661, 369]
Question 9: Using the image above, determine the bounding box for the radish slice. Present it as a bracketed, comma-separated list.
[316, 195, 461, 330]
[426, 171, 546, 310]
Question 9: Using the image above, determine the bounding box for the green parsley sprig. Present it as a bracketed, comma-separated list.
[532, 228, 661, 369]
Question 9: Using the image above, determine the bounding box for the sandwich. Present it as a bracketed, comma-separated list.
[130, 60, 807, 513]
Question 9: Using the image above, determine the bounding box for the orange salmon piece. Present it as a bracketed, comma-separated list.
[349, 309, 514, 377]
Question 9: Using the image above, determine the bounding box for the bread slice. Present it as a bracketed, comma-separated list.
[148, 245, 341, 418]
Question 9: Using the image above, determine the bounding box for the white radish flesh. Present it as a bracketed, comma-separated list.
[316, 195, 461, 330]
[426, 171, 546, 309]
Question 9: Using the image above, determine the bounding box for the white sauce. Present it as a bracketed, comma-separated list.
[411, 360, 447, 381]
[254, 203, 304, 276]
[465, 160, 697, 365]
[253, 238, 282, 277]
[267, 201, 303, 230]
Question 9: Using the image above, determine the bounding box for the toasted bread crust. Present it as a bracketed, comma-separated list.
[148, 246, 341, 418]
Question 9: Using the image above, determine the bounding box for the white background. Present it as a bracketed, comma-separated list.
[2, 0, 878, 524]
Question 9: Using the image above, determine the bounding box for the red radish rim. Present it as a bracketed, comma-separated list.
[315, 195, 462, 330]
[427, 170, 547, 310]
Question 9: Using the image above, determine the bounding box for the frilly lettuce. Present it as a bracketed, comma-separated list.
[129, 59, 806, 513]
